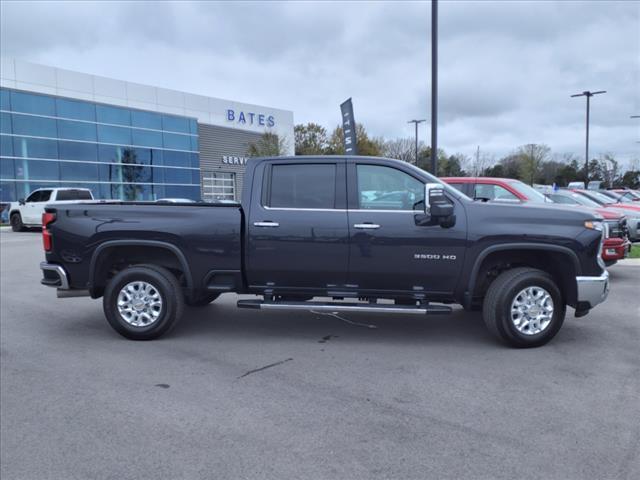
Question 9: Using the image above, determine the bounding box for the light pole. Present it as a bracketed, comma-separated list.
[408, 119, 426, 166]
[431, 0, 438, 176]
[571, 90, 606, 186]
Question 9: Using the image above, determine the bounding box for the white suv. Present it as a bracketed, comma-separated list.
[8, 188, 94, 231]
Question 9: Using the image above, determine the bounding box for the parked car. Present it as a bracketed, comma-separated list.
[8, 188, 94, 231]
[440, 177, 551, 204]
[442, 177, 630, 265]
[546, 190, 631, 265]
[610, 189, 640, 202]
[39, 156, 609, 348]
[570, 189, 640, 241]
[598, 190, 638, 204]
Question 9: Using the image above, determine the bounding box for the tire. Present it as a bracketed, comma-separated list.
[103, 265, 184, 340]
[10, 213, 25, 232]
[482, 267, 565, 348]
[185, 292, 220, 307]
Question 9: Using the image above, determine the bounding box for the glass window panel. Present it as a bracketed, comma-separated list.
[57, 119, 96, 141]
[98, 144, 126, 163]
[356, 165, 424, 210]
[270, 164, 336, 209]
[152, 184, 165, 200]
[474, 184, 518, 202]
[14, 159, 60, 180]
[39, 190, 53, 202]
[162, 150, 190, 167]
[0, 181, 16, 202]
[121, 165, 152, 183]
[99, 164, 121, 183]
[164, 185, 200, 200]
[97, 124, 131, 145]
[1, 158, 15, 179]
[60, 161, 99, 181]
[96, 105, 131, 125]
[0, 112, 11, 134]
[122, 183, 151, 201]
[0, 89, 10, 110]
[12, 114, 57, 137]
[10, 91, 55, 115]
[190, 153, 199, 169]
[130, 147, 151, 165]
[131, 110, 162, 130]
[151, 166, 164, 183]
[163, 132, 191, 150]
[13, 137, 58, 159]
[100, 182, 123, 200]
[191, 169, 200, 185]
[162, 114, 190, 133]
[150, 149, 163, 166]
[121, 147, 145, 166]
[189, 119, 198, 135]
[190, 135, 198, 151]
[17, 182, 59, 199]
[163, 168, 191, 184]
[132, 128, 163, 148]
[0, 135, 13, 157]
[56, 98, 95, 121]
[58, 141, 98, 161]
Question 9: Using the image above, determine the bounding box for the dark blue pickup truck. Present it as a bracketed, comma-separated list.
[40, 156, 610, 347]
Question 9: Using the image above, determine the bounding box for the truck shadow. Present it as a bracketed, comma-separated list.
[174, 296, 498, 347]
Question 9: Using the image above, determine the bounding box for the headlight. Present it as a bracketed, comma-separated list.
[585, 220, 606, 236]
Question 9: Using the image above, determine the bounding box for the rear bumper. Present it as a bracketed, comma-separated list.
[40, 262, 69, 289]
[576, 270, 609, 309]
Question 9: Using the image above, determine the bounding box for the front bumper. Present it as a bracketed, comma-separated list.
[40, 262, 69, 289]
[576, 270, 609, 309]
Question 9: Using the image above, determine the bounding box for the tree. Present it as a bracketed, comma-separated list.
[326, 123, 383, 156]
[294, 123, 329, 155]
[516, 144, 551, 185]
[382, 137, 419, 164]
[620, 169, 640, 189]
[248, 132, 289, 157]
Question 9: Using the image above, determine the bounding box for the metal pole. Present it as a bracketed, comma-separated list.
[585, 94, 590, 186]
[431, 0, 438, 176]
[415, 121, 419, 165]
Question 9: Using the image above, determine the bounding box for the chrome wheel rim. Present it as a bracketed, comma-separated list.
[117, 281, 163, 327]
[510, 286, 554, 335]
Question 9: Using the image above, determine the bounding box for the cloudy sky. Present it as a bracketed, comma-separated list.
[1, 0, 639, 166]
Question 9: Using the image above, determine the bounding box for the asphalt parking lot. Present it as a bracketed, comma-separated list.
[1, 229, 639, 480]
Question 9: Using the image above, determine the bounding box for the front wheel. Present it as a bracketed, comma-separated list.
[103, 265, 184, 340]
[10, 213, 25, 232]
[482, 267, 565, 348]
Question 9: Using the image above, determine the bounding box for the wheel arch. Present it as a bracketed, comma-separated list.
[465, 243, 581, 309]
[89, 240, 194, 298]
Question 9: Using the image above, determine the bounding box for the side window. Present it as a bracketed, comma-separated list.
[26, 191, 42, 202]
[356, 165, 424, 210]
[549, 194, 576, 205]
[56, 189, 92, 201]
[269, 164, 336, 209]
[448, 183, 467, 194]
[39, 190, 52, 202]
[474, 184, 518, 201]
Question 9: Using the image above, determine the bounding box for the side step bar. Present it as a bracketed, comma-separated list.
[237, 299, 452, 315]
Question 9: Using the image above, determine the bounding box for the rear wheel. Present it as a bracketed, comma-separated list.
[103, 265, 184, 340]
[10, 213, 25, 232]
[185, 292, 220, 307]
[482, 267, 565, 348]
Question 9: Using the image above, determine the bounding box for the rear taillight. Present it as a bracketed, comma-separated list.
[42, 212, 56, 252]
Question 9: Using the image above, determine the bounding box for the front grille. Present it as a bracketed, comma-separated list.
[604, 219, 625, 239]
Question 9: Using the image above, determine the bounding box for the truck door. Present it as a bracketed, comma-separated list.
[23, 189, 52, 224]
[346, 162, 467, 296]
[246, 160, 349, 292]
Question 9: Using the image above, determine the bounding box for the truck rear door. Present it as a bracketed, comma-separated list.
[246, 159, 349, 292]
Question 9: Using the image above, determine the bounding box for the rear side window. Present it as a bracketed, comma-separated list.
[56, 189, 92, 201]
[269, 164, 336, 209]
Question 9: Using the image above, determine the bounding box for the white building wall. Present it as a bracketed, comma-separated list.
[0, 57, 295, 155]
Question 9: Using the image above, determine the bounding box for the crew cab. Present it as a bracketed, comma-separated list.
[9, 187, 94, 231]
[443, 177, 631, 265]
[39, 156, 609, 348]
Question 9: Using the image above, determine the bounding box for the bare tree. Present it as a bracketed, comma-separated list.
[517, 144, 551, 185]
[382, 137, 420, 164]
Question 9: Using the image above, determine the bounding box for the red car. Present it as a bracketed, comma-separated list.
[442, 177, 631, 266]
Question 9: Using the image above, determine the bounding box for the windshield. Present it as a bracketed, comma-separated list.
[564, 192, 601, 208]
[509, 181, 548, 203]
[587, 191, 616, 204]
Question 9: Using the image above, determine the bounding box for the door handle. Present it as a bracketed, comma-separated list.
[253, 221, 280, 228]
[354, 223, 380, 230]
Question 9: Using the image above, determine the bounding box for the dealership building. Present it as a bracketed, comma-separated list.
[0, 58, 294, 203]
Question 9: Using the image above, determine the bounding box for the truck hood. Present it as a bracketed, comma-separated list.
[465, 200, 602, 226]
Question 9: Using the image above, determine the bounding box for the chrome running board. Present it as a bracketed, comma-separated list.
[236, 300, 452, 315]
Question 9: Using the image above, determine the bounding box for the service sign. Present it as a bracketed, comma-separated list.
[222, 155, 248, 166]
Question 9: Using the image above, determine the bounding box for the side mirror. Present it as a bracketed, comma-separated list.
[415, 183, 456, 228]
[18, 198, 25, 205]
